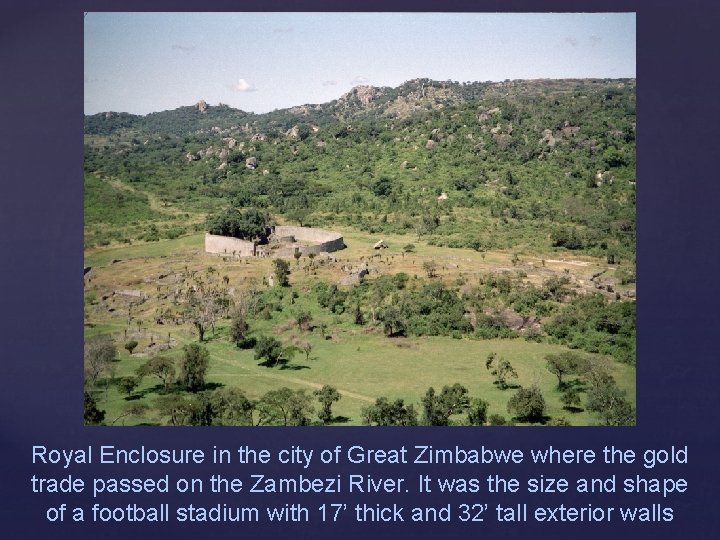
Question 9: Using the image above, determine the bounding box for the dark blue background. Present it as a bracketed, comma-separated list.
[1, 1, 718, 538]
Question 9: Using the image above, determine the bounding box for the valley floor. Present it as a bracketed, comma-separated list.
[84, 229, 635, 426]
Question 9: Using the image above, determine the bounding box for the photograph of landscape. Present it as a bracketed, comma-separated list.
[83, 12, 636, 426]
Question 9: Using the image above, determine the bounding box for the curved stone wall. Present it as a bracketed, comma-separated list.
[273, 226, 345, 256]
[205, 227, 344, 258]
[205, 233, 256, 257]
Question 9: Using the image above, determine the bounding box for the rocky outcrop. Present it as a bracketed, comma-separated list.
[339, 85, 385, 107]
[561, 122, 580, 137]
[541, 129, 556, 146]
[340, 262, 369, 285]
[114, 289, 148, 300]
[340, 274, 362, 286]
[196, 99, 208, 113]
[288, 104, 322, 116]
[478, 107, 501, 123]
[245, 157, 258, 169]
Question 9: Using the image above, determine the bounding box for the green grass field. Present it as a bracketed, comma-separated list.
[93, 326, 635, 426]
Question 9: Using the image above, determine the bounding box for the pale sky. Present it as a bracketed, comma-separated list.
[84, 12, 636, 115]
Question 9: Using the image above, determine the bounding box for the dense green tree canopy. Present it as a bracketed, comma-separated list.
[507, 385, 546, 423]
[207, 207, 270, 241]
[421, 383, 470, 426]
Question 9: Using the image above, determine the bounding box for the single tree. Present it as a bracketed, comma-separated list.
[254, 335, 284, 367]
[299, 340, 312, 361]
[314, 385, 341, 424]
[117, 376, 139, 398]
[84, 335, 117, 386]
[257, 387, 314, 426]
[180, 266, 232, 342]
[546, 351, 588, 388]
[379, 305, 406, 337]
[373, 176, 394, 197]
[422, 260, 438, 278]
[467, 398, 490, 426]
[295, 310, 313, 332]
[212, 388, 256, 426]
[353, 303, 365, 325]
[487, 355, 518, 390]
[507, 385, 546, 423]
[179, 343, 210, 392]
[137, 355, 176, 392]
[273, 258, 291, 287]
[286, 207, 311, 227]
[124, 340, 139, 355]
[84, 391, 105, 425]
[421, 384, 469, 426]
[230, 311, 250, 347]
[586, 370, 635, 426]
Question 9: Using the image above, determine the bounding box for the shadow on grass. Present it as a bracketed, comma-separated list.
[510, 415, 553, 425]
[131, 383, 166, 399]
[258, 358, 311, 370]
[560, 379, 587, 391]
[257, 359, 277, 368]
[130, 382, 225, 399]
[332, 416, 351, 424]
[279, 363, 310, 371]
[563, 406, 585, 414]
[493, 382, 522, 390]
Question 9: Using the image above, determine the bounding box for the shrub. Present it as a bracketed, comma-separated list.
[124, 340, 139, 355]
[507, 385, 546, 423]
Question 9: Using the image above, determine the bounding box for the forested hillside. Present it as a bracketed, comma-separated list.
[85, 78, 635, 258]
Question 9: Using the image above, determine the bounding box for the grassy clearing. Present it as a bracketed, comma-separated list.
[94, 327, 634, 426]
[84, 233, 205, 267]
[90, 306, 634, 427]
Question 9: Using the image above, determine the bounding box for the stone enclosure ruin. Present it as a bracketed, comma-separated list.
[205, 225, 345, 259]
